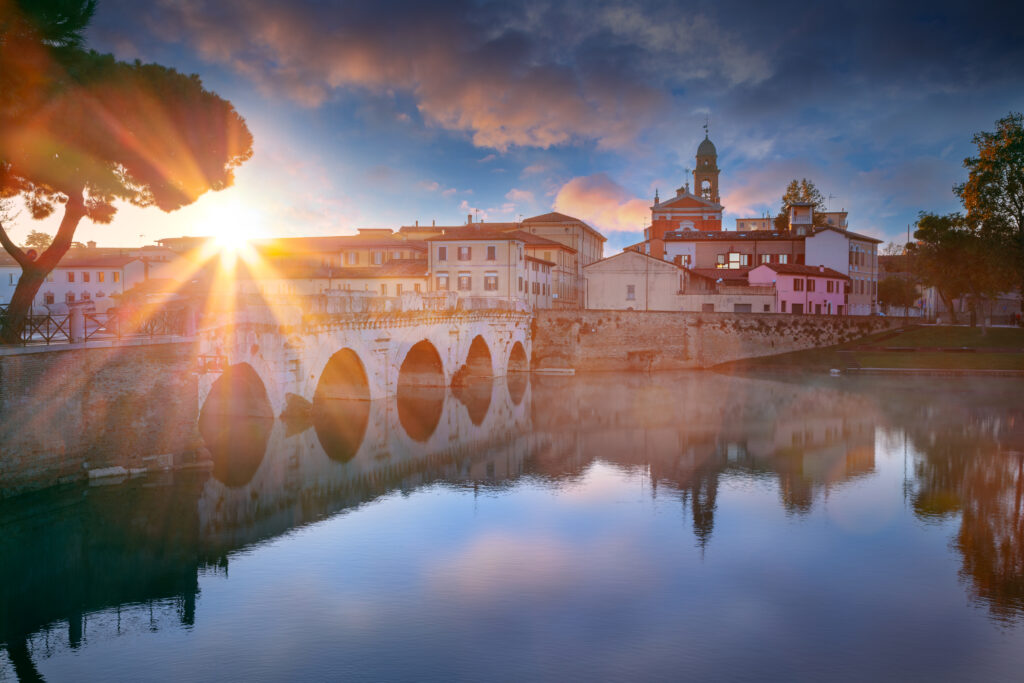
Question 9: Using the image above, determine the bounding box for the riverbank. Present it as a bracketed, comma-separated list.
[716, 325, 1024, 374]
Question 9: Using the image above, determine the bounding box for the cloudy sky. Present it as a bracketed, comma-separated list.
[11, 0, 1024, 253]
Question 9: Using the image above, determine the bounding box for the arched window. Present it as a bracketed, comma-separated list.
[680, 220, 695, 231]
[700, 179, 712, 200]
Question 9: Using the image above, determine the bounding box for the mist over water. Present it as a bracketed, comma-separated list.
[2, 372, 1024, 681]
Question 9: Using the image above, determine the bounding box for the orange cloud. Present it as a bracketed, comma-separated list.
[553, 174, 649, 233]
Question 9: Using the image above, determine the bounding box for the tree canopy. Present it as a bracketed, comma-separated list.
[956, 112, 1024, 288]
[21, 230, 52, 250]
[775, 178, 830, 231]
[0, 0, 253, 341]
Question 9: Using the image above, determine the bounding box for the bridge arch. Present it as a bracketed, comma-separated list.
[315, 348, 370, 400]
[396, 340, 446, 442]
[508, 341, 529, 373]
[463, 335, 493, 378]
[313, 348, 371, 462]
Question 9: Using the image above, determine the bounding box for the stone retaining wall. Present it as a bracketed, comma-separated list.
[0, 342, 202, 498]
[533, 310, 905, 372]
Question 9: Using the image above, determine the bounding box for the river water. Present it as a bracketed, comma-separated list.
[2, 371, 1024, 682]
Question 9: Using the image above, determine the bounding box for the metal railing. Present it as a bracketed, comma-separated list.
[0, 305, 191, 346]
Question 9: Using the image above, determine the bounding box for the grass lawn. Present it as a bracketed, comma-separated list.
[718, 325, 1024, 373]
[874, 325, 1024, 349]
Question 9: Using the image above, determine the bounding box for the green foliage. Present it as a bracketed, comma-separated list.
[878, 276, 917, 312]
[910, 212, 1016, 324]
[21, 230, 52, 250]
[956, 112, 1024, 287]
[774, 178, 830, 231]
[3, 0, 97, 49]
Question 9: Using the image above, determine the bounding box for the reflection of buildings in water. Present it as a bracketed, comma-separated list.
[528, 372, 883, 543]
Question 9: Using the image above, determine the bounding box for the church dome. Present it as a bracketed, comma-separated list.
[697, 136, 717, 157]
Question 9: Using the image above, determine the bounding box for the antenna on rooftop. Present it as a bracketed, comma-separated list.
[827, 193, 836, 211]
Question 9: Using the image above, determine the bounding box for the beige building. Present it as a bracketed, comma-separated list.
[520, 212, 605, 306]
[401, 211, 603, 308]
[235, 260, 428, 299]
[426, 227, 531, 307]
[524, 255, 554, 309]
[583, 250, 776, 312]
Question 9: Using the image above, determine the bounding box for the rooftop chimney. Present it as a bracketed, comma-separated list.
[87, 240, 96, 249]
[467, 214, 473, 224]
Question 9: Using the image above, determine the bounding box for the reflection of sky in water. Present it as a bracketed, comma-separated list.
[5, 373, 1024, 681]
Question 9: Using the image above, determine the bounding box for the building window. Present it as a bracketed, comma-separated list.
[760, 254, 771, 264]
[543, 251, 551, 262]
[67, 272, 75, 283]
[764, 304, 771, 312]
[532, 282, 540, 294]
[44, 292, 54, 305]
[781, 301, 787, 313]
[778, 254, 788, 264]
[626, 284, 635, 301]
[436, 273, 449, 290]
[458, 246, 471, 261]
[486, 245, 496, 261]
[98, 271, 105, 283]
[807, 279, 816, 292]
[347, 252, 358, 265]
[82, 272, 90, 282]
[701, 303, 714, 312]
[112, 272, 120, 283]
[518, 276, 523, 292]
[396, 284, 403, 296]
[96, 291, 105, 298]
[826, 280, 833, 293]
[414, 283, 421, 293]
[437, 246, 447, 262]
[81, 291, 91, 300]
[484, 272, 498, 291]
[380, 283, 387, 295]
[372, 251, 383, 265]
[793, 278, 804, 291]
[393, 251, 402, 260]
[458, 273, 471, 291]
[66, 292, 75, 303]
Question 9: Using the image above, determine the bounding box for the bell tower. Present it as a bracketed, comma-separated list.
[693, 121, 720, 204]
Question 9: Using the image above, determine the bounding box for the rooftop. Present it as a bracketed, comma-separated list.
[754, 263, 850, 279]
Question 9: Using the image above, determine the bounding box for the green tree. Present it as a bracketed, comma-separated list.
[878, 276, 917, 316]
[956, 112, 1024, 293]
[774, 178, 830, 231]
[21, 230, 52, 251]
[0, 2, 253, 341]
[910, 212, 1015, 326]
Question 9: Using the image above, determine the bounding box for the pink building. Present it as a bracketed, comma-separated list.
[748, 263, 849, 315]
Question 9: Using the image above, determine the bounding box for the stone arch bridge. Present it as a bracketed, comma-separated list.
[197, 308, 532, 418]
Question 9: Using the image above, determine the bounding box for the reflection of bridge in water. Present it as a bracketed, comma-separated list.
[6, 372, 1024, 679]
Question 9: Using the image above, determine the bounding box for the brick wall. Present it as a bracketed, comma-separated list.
[0, 342, 202, 498]
[533, 310, 904, 372]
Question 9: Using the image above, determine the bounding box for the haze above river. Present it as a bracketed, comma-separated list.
[2, 372, 1024, 682]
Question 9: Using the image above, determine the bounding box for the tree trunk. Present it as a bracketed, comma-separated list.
[0, 187, 85, 344]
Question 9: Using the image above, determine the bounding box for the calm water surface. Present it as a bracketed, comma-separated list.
[2, 371, 1024, 682]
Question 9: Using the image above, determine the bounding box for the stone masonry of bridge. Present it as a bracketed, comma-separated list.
[198, 309, 532, 418]
[533, 309, 905, 372]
